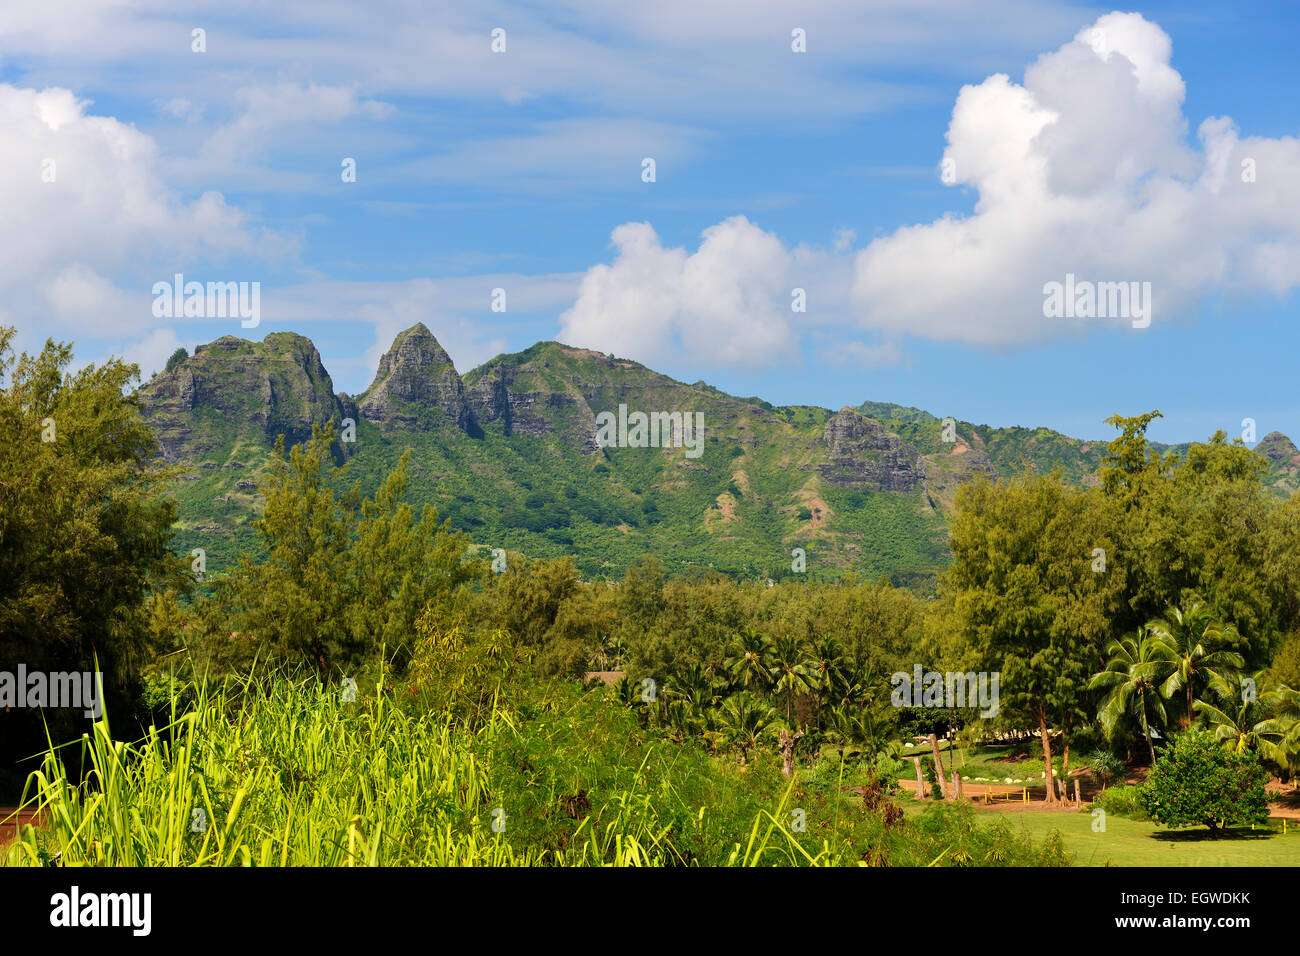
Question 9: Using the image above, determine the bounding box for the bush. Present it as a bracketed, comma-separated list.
[1085, 749, 1125, 790]
[1139, 729, 1270, 836]
[1092, 783, 1148, 821]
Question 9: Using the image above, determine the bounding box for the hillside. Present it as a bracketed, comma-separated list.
[135, 325, 1294, 584]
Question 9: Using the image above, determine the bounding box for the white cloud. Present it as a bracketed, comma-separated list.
[45, 264, 143, 335]
[116, 327, 192, 381]
[0, 83, 286, 350]
[558, 217, 801, 367]
[204, 83, 393, 163]
[80, 327, 197, 385]
[851, 12, 1300, 347]
[159, 97, 203, 122]
[0, 1, 1083, 120]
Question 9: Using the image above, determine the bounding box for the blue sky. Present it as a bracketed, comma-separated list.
[3, 1, 1298, 444]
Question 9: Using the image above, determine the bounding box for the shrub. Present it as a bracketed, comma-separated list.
[1092, 783, 1148, 821]
[1085, 749, 1125, 790]
[1139, 729, 1270, 836]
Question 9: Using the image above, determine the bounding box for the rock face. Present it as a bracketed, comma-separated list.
[819, 407, 925, 491]
[464, 343, 651, 453]
[137, 332, 345, 460]
[358, 324, 470, 432]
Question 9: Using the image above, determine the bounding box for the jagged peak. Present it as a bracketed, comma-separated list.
[364, 324, 457, 388]
[358, 322, 469, 431]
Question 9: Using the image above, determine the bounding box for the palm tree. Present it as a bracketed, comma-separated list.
[1251, 684, 1300, 783]
[1145, 601, 1245, 726]
[824, 701, 874, 763]
[665, 662, 722, 736]
[719, 692, 775, 765]
[770, 634, 815, 724]
[1194, 692, 1285, 756]
[806, 635, 849, 729]
[1089, 631, 1172, 763]
[725, 628, 774, 693]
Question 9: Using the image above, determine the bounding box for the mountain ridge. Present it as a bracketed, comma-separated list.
[134, 324, 1297, 582]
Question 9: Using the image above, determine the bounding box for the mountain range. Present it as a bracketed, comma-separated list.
[136, 324, 1300, 584]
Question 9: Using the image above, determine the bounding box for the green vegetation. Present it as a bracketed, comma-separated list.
[7, 329, 1300, 864]
[0, 328, 184, 782]
[982, 810, 1297, 867]
[1140, 729, 1270, 834]
[3, 665, 1070, 867]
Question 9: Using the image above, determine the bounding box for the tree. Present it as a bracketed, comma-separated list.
[164, 347, 188, 373]
[1145, 601, 1245, 728]
[726, 628, 773, 692]
[1139, 729, 1269, 836]
[719, 692, 774, 765]
[1085, 749, 1124, 791]
[1101, 412, 1279, 666]
[218, 425, 478, 677]
[0, 328, 182, 769]
[1090, 631, 1172, 764]
[1194, 685, 1287, 758]
[770, 633, 814, 724]
[806, 634, 849, 729]
[1197, 681, 1300, 784]
[949, 472, 1121, 803]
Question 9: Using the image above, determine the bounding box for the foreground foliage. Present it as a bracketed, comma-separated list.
[4, 672, 1070, 867]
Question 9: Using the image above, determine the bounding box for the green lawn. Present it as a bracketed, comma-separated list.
[977, 809, 1300, 866]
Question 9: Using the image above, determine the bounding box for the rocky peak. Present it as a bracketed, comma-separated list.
[358, 323, 471, 432]
[1256, 431, 1299, 463]
[819, 407, 925, 492]
[136, 332, 344, 460]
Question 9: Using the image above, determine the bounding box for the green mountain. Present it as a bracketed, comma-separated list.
[136, 325, 1294, 585]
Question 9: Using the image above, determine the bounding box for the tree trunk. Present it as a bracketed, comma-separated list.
[778, 728, 805, 778]
[311, 638, 330, 680]
[913, 756, 926, 800]
[1141, 703, 1157, 765]
[1036, 704, 1057, 804]
[1061, 710, 1072, 783]
[928, 733, 948, 800]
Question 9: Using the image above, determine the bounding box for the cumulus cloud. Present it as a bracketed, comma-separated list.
[558, 217, 800, 367]
[851, 12, 1300, 346]
[0, 83, 286, 348]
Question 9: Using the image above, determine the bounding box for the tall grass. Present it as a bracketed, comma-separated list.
[3, 670, 1070, 867]
[2, 672, 833, 866]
